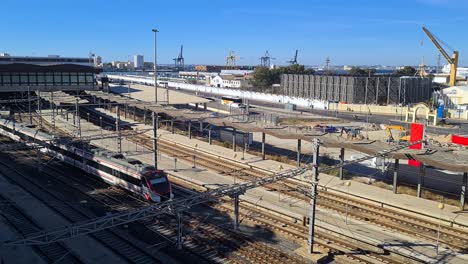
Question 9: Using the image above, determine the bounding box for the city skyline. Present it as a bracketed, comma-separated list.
[1, 0, 467, 66]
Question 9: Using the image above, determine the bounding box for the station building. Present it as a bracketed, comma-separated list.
[0, 55, 103, 92]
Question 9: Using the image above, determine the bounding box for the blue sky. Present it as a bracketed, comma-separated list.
[1, 0, 467, 66]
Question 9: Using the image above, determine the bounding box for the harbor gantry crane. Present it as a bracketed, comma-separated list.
[422, 26, 459, 86]
[226, 50, 239, 68]
[260, 50, 275, 67]
[288, 49, 298, 65]
[173, 45, 184, 70]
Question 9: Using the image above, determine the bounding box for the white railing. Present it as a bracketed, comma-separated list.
[106, 74, 329, 109]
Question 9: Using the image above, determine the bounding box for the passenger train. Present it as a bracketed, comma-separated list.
[0, 118, 173, 202]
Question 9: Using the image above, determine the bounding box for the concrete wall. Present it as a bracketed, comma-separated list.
[329, 102, 407, 117]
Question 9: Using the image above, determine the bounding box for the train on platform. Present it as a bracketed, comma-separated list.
[0, 118, 173, 202]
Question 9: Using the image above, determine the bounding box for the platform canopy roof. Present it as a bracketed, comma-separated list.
[0, 63, 102, 73]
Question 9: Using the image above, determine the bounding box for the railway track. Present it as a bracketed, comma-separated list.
[128, 130, 468, 253]
[15, 146, 308, 264]
[0, 192, 84, 264]
[27, 95, 467, 260]
[0, 152, 162, 264]
[29, 137, 418, 264]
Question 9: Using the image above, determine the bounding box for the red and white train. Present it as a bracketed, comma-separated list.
[0, 118, 173, 202]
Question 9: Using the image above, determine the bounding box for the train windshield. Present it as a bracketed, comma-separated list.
[146, 171, 170, 195]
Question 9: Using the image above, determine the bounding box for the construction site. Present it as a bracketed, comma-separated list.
[0, 11, 468, 264]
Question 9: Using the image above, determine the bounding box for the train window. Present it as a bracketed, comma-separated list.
[87, 160, 99, 169]
[98, 163, 112, 174]
[112, 169, 121, 178]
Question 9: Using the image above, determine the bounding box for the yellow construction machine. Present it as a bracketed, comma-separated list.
[385, 125, 410, 143]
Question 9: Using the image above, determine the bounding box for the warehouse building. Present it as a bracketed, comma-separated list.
[280, 74, 432, 105]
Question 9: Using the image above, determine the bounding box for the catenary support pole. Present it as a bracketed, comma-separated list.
[339, 147, 345, 180]
[461, 172, 467, 210]
[208, 129, 212, 145]
[297, 139, 302, 167]
[51, 92, 55, 132]
[153, 112, 158, 170]
[75, 99, 81, 139]
[28, 86, 32, 125]
[116, 106, 122, 153]
[261, 132, 266, 160]
[232, 128, 237, 152]
[188, 121, 192, 139]
[308, 138, 320, 254]
[176, 211, 183, 250]
[37, 90, 42, 128]
[393, 159, 399, 194]
[417, 163, 425, 198]
[233, 194, 240, 230]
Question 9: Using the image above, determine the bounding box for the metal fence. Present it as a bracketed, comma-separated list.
[281, 74, 433, 105]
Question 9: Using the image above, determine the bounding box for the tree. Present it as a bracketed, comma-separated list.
[394, 66, 416, 76]
[348, 67, 376, 76]
[251, 67, 274, 91]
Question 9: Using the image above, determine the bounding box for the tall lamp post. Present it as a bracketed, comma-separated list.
[152, 28, 159, 104]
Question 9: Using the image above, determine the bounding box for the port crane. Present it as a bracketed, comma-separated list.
[226, 50, 239, 68]
[422, 26, 459, 86]
[260, 50, 275, 67]
[288, 49, 298, 65]
[173, 45, 184, 70]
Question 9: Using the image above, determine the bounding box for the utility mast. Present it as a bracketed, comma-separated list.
[173, 45, 184, 70]
[288, 50, 298, 65]
[325, 57, 331, 71]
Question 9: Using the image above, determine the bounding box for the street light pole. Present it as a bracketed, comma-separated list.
[152, 28, 159, 104]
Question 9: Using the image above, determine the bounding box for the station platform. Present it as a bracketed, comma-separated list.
[110, 84, 210, 105]
[38, 109, 468, 263]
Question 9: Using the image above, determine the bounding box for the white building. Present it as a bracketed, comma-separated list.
[442, 64, 468, 78]
[210, 75, 245, 88]
[134, 55, 144, 69]
[443, 86, 468, 108]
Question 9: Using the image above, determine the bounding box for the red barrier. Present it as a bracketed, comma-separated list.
[452, 135, 468, 146]
[408, 123, 425, 167]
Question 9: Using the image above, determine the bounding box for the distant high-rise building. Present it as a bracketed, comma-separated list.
[134, 55, 144, 69]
